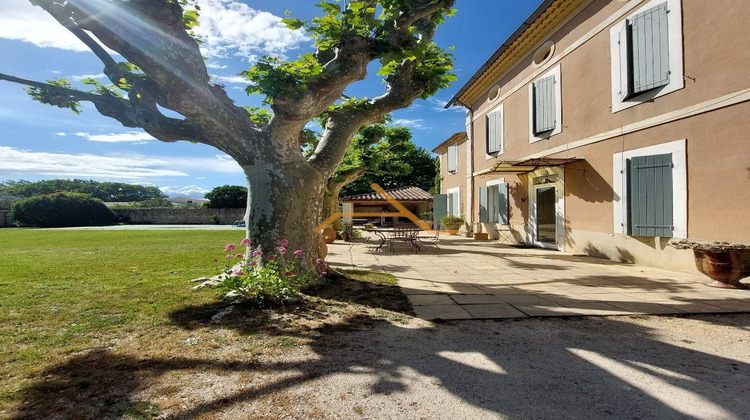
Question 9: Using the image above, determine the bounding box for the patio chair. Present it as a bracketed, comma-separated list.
[348, 235, 382, 253]
[416, 230, 440, 250]
[391, 222, 420, 252]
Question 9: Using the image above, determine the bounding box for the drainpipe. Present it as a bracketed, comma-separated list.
[454, 99, 475, 233]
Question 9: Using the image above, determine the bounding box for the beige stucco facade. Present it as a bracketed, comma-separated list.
[438, 0, 750, 273]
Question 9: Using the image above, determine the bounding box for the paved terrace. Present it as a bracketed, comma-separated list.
[326, 235, 750, 320]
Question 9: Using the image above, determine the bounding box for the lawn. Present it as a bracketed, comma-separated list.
[0, 229, 410, 418]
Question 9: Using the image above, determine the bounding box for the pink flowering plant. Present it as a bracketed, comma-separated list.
[215, 239, 328, 305]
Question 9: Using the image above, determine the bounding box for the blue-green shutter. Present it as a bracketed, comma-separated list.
[486, 110, 502, 153]
[451, 193, 460, 217]
[533, 75, 556, 134]
[631, 2, 670, 94]
[479, 187, 488, 223]
[498, 182, 509, 224]
[627, 153, 673, 237]
[433, 194, 448, 230]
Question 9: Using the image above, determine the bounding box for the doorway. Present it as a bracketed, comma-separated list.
[529, 171, 564, 250]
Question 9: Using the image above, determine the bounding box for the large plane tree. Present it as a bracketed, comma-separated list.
[0, 0, 456, 267]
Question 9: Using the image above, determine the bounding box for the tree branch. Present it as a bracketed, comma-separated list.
[30, 0, 126, 85]
[0, 72, 208, 145]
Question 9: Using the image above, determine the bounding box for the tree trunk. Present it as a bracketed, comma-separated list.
[240, 160, 326, 270]
[322, 181, 345, 231]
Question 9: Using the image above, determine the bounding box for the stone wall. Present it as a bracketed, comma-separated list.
[113, 208, 245, 225]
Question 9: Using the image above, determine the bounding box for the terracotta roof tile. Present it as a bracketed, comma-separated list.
[341, 186, 432, 202]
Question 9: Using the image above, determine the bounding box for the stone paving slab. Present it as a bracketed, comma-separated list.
[325, 235, 750, 321]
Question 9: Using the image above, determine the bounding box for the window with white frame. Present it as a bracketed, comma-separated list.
[479, 181, 509, 224]
[447, 144, 458, 173]
[613, 139, 686, 238]
[529, 65, 562, 142]
[486, 106, 503, 155]
[446, 187, 461, 217]
[610, 0, 683, 112]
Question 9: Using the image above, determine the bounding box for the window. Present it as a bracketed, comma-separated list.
[486, 106, 503, 155]
[447, 187, 461, 217]
[610, 0, 683, 112]
[529, 65, 562, 142]
[532, 40, 555, 68]
[613, 139, 686, 238]
[479, 182, 509, 224]
[627, 153, 673, 237]
[447, 144, 458, 173]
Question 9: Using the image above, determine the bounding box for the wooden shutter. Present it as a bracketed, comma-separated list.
[631, 2, 670, 94]
[486, 110, 502, 154]
[479, 187, 489, 223]
[452, 193, 460, 217]
[533, 75, 556, 134]
[627, 153, 674, 237]
[447, 145, 458, 173]
[497, 182, 509, 224]
[433, 194, 448, 230]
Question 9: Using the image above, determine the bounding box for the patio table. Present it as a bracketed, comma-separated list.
[363, 227, 421, 252]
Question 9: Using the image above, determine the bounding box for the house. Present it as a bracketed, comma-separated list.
[436, 0, 750, 272]
[432, 132, 468, 221]
[341, 186, 433, 226]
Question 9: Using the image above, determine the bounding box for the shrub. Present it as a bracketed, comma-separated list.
[214, 239, 327, 306]
[10, 192, 117, 227]
[441, 215, 465, 226]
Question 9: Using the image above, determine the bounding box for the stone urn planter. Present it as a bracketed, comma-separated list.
[672, 240, 750, 289]
[440, 216, 465, 235]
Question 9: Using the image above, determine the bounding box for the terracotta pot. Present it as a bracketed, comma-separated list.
[693, 248, 750, 289]
[321, 226, 336, 244]
[319, 236, 328, 259]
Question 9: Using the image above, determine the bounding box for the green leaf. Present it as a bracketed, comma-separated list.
[281, 17, 305, 30]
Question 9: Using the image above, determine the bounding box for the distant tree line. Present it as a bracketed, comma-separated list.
[0, 179, 166, 202]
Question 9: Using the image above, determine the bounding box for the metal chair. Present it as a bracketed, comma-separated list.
[415, 230, 440, 251]
[392, 222, 420, 252]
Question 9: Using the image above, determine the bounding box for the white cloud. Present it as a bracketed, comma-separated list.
[423, 96, 466, 113]
[206, 62, 228, 70]
[0, 147, 244, 181]
[211, 75, 248, 85]
[194, 0, 309, 61]
[0, 0, 307, 63]
[160, 185, 210, 198]
[63, 131, 156, 144]
[391, 118, 428, 131]
[70, 73, 107, 81]
[0, 0, 88, 51]
[0, 146, 187, 180]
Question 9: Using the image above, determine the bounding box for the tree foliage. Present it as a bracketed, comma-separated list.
[0, 0, 457, 263]
[0, 179, 166, 202]
[341, 146, 437, 196]
[204, 185, 248, 208]
[10, 192, 117, 227]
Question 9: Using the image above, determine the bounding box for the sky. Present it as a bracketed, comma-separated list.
[0, 0, 541, 198]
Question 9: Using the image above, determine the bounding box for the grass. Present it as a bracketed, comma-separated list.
[0, 228, 410, 418]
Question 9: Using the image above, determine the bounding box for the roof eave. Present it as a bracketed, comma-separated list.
[445, 0, 561, 109]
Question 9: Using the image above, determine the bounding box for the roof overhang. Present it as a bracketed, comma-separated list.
[489, 157, 583, 174]
[446, 0, 587, 109]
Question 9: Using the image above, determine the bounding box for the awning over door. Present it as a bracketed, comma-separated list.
[488, 157, 583, 174]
